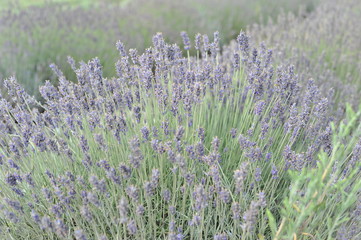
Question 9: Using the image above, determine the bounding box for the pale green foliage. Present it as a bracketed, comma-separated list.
[273, 103, 361, 239]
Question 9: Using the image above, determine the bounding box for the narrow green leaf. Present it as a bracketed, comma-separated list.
[266, 209, 277, 237]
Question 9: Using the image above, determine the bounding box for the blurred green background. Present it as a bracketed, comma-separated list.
[0, 0, 320, 100]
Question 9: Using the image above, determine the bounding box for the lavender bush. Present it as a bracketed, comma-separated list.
[0, 27, 360, 239]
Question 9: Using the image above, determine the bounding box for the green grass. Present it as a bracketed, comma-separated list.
[0, 0, 131, 11]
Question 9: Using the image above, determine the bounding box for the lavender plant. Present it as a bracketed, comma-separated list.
[0, 10, 360, 240]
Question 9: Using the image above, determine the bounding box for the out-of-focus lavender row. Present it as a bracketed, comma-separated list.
[241, 0, 361, 113]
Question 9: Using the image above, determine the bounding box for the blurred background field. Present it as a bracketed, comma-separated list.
[0, 0, 320, 100]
